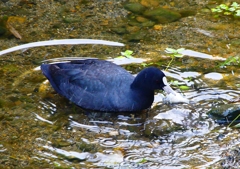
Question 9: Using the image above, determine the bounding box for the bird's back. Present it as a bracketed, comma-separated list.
[41, 59, 135, 111]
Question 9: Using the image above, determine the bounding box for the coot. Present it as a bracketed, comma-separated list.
[41, 59, 176, 112]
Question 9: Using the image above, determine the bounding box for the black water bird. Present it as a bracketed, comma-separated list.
[41, 59, 176, 112]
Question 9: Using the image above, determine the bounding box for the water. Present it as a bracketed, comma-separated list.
[0, 0, 240, 168]
[1, 53, 239, 168]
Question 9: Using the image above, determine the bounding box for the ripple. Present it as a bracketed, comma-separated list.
[187, 89, 240, 102]
[70, 120, 101, 133]
[98, 138, 119, 147]
[42, 145, 90, 161]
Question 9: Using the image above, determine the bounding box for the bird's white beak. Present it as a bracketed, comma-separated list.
[162, 77, 189, 104]
[163, 85, 177, 95]
[162, 77, 177, 95]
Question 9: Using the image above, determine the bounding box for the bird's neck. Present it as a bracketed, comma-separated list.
[131, 73, 152, 91]
[130, 78, 154, 108]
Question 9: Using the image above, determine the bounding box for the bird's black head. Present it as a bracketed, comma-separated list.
[131, 67, 168, 91]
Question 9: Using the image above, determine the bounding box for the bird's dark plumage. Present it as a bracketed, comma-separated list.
[41, 59, 172, 112]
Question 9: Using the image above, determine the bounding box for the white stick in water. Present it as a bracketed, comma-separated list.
[0, 39, 125, 56]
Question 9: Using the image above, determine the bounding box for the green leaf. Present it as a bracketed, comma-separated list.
[211, 8, 218, 12]
[213, 7, 223, 13]
[120, 50, 134, 58]
[224, 11, 232, 15]
[220, 4, 228, 10]
[165, 47, 185, 70]
[179, 85, 190, 90]
[174, 53, 184, 58]
[229, 7, 236, 12]
[165, 48, 185, 57]
[138, 158, 147, 163]
[165, 48, 177, 53]
[125, 50, 133, 55]
[176, 48, 185, 53]
[231, 2, 239, 8]
[235, 10, 240, 16]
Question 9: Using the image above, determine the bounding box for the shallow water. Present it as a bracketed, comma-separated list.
[0, 0, 240, 168]
[0, 53, 239, 168]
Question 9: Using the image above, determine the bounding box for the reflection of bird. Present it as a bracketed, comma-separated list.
[41, 59, 176, 112]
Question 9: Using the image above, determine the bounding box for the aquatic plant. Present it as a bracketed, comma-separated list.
[164, 47, 185, 70]
[141, 62, 152, 67]
[117, 50, 134, 59]
[211, 2, 240, 18]
[170, 80, 190, 91]
[138, 158, 147, 164]
[228, 113, 240, 128]
[219, 55, 239, 68]
[219, 55, 240, 90]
